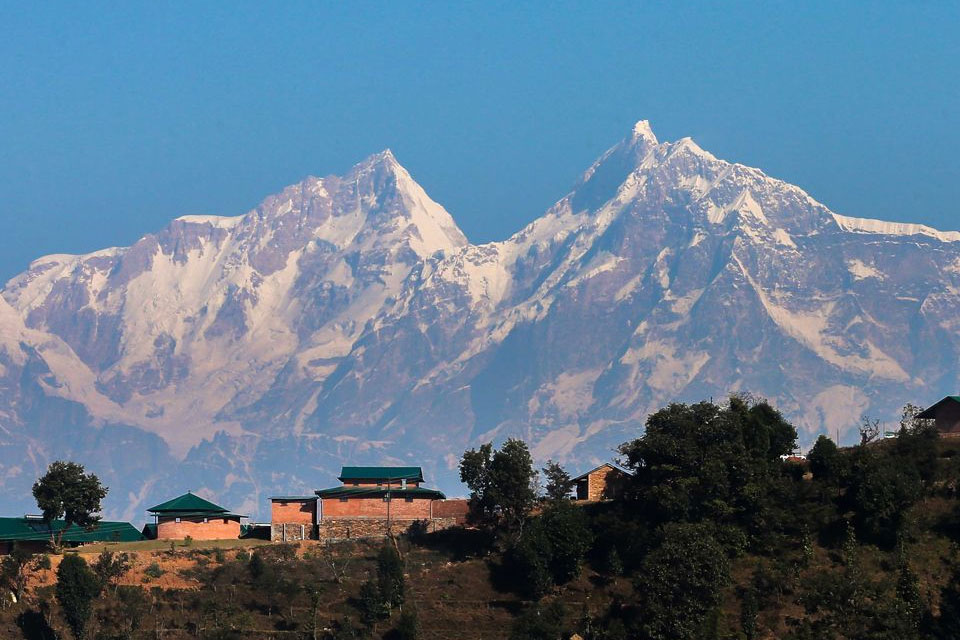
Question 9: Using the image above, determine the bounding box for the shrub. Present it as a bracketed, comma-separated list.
[143, 562, 164, 580]
[377, 542, 405, 609]
[633, 523, 730, 640]
[56, 554, 101, 640]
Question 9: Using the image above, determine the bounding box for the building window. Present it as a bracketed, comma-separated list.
[175, 517, 181, 523]
[383, 496, 391, 502]
[405, 497, 414, 503]
[223, 518, 229, 524]
[203, 517, 208, 523]
[339, 498, 348, 503]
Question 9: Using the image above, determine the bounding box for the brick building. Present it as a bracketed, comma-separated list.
[572, 463, 630, 501]
[145, 492, 245, 541]
[270, 496, 318, 542]
[312, 466, 464, 540]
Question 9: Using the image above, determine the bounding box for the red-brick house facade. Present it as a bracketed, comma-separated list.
[312, 466, 465, 539]
[145, 492, 245, 541]
[270, 496, 318, 542]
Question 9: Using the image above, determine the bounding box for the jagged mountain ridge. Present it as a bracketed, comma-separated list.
[2, 121, 958, 520]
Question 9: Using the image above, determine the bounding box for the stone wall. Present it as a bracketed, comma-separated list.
[317, 517, 460, 541]
[271, 522, 317, 542]
[578, 465, 629, 502]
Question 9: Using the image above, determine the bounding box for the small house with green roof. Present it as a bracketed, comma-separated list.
[0, 516, 142, 555]
[917, 396, 960, 436]
[146, 492, 245, 541]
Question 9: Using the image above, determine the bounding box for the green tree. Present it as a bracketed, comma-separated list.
[846, 450, 922, 546]
[542, 460, 573, 502]
[0, 543, 33, 603]
[357, 579, 387, 628]
[509, 600, 566, 640]
[395, 606, 420, 640]
[32, 461, 107, 549]
[92, 550, 132, 593]
[633, 523, 730, 640]
[460, 438, 538, 535]
[937, 565, 960, 640]
[895, 552, 924, 634]
[539, 500, 592, 584]
[56, 554, 101, 640]
[507, 524, 553, 599]
[460, 443, 494, 523]
[618, 397, 797, 550]
[377, 541, 405, 609]
[807, 435, 842, 482]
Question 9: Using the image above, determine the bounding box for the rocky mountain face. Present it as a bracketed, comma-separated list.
[2, 122, 958, 520]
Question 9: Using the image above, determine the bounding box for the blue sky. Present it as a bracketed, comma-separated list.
[1, 2, 957, 282]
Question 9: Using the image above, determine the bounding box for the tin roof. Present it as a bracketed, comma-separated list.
[571, 463, 632, 483]
[338, 466, 425, 482]
[316, 486, 445, 500]
[147, 492, 230, 514]
[917, 396, 960, 419]
[0, 517, 143, 543]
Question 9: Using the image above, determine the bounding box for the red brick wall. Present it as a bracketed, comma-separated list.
[155, 516, 241, 540]
[320, 496, 433, 519]
[432, 499, 469, 522]
[271, 500, 316, 525]
[342, 480, 420, 488]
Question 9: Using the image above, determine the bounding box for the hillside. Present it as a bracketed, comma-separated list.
[3, 397, 960, 640]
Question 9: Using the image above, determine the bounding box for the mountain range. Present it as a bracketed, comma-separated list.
[2, 120, 959, 521]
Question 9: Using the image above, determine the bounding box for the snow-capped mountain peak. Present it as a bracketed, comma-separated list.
[3, 120, 960, 521]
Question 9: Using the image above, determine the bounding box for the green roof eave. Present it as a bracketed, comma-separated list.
[270, 496, 318, 501]
[147, 492, 230, 514]
[337, 466, 424, 483]
[315, 486, 445, 500]
[154, 511, 245, 519]
[917, 396, 960, 419]
[0, 518, 143, 543]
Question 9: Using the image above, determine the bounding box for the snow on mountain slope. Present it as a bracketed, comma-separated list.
[1, 121, 959, 519]
[1, 150, 467, 454]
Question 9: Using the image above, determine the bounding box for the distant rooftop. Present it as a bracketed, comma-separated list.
[0, 517, 143, 543]
[147, 492, 230, 514]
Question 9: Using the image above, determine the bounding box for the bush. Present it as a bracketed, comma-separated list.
[56, 554, 101, 640]
[395, 606, 420, 640]
[143, 562, 164, 580]
[509, 600, 566, 640]
[633, 523, 730, 640]
[506, 500, 592, 598]
[377, 541, 405, 609]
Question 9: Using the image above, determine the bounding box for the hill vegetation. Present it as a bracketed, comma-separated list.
[3, 396, 960, 639]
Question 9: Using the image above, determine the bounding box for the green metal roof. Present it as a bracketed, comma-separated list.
[316, 486, 445, 500]
[338, 466, 424, 482]
[0, 517, 143, 543]
[917, 396, 960, 419]
[270, 496, 318, 501]
[147, 492, 229, 514]
[153, 511, 244, 519]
